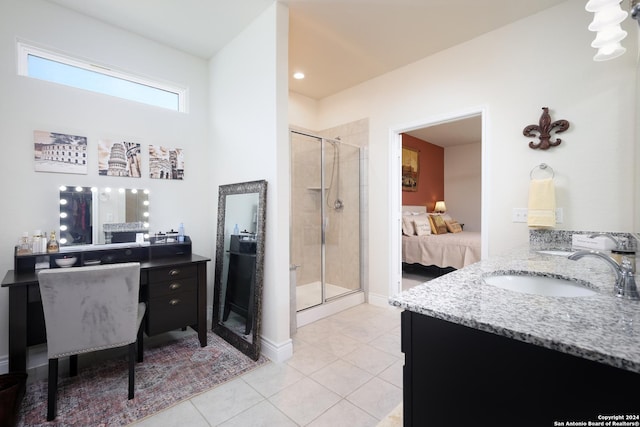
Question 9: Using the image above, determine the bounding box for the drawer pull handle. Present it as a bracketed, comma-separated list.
[169, 298, 181, 306]
[169, 269, 180, 276]
[169, 283, 181, 290]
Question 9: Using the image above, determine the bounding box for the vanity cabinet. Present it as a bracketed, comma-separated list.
[145, 265, 199, 336]
[2, 240, 210, 373]
[402, 310, 640, 427]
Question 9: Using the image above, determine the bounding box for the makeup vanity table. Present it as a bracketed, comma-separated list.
[2, 238, 210, 373]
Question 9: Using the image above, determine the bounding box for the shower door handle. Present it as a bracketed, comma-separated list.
[322, 217, 329, 244]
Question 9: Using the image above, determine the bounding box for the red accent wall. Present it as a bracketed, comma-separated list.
[402, 134, 444, 212]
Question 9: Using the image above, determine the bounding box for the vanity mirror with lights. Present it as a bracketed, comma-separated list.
[59, 185, 150, 246]
[213, 180, 266, 361]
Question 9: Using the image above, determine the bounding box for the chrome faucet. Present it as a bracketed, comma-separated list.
[568, 250, 639, 300]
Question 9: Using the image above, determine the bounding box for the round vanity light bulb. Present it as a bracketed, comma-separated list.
[293, 72, 305, 80]
[118, 188, 125, 194]
[585, 0, 621, 12]
[60, 212, 67, 218]
[59, 186, 67, 191]
[59, 238, 67, 245]
[60, 225, 68, 231]
[60, 199, 67, 205]
[104, 187, 112, 193]
[591, 25, 627, 47]
[593, 42, 626, 61]
[75, 186, 83, 192]
[131, 188, 138, 194]
[588, 5, 628, 31]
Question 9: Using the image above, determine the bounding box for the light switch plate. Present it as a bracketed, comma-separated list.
[512, 208, 528, 223]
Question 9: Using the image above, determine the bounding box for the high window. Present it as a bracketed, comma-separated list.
[17, 41, 187, 112]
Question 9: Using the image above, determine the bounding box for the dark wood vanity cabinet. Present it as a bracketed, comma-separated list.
[145, 264, 199, 336]
[402, 310, 640, 427]
[2, 241, 209, 373]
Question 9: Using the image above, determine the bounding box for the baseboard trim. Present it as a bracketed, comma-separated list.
[260, 335, 293, 363]
[368, 291, 392, 308]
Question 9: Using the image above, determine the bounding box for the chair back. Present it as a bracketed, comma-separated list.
[38, 262, 141, 359]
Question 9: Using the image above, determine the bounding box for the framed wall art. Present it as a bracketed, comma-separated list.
[98, 139, 142, 177]
[402, 147, 419, 192]
[149, 145, 184, 180]
[34, 130, 88, 174]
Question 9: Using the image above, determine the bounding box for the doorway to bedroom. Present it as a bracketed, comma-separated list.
[390, 108, 487, 295]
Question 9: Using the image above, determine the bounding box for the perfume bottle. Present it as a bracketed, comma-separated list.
[16, 232, 32, 255]
[47, 231, 59, 253]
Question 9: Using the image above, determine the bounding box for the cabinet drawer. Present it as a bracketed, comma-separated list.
[146, 289, 197, 335]
[148, 265, 197, 282]
[148, 277, 197, 299]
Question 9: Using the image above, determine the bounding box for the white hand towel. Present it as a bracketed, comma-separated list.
[528, 178, 556, 228]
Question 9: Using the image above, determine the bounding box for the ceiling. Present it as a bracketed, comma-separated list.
[45, 0, 567, 101]
[43, 0, 567, 147]
[405, 115, 482, 148]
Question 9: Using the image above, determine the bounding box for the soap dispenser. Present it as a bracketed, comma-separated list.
[178, 223, 185, 242]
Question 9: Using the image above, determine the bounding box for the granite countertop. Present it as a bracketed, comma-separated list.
[390, 241, 640, 374]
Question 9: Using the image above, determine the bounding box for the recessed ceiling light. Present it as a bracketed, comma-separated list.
[293, 72, 305, 80]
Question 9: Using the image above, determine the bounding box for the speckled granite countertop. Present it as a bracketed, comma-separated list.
[390, 234, 640, 374]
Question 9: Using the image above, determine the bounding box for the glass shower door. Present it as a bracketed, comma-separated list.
[323, 140, 361, 301]
[290, 132, 323, 310]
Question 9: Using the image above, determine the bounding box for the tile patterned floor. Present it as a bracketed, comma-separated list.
[130, 303, 403, 426]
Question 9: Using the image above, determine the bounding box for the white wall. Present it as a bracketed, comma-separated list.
[445, 143, 481, 232]
[291, 0, 638, 301]
[209, 2, 292, 361]
[0, 0, 210, 368]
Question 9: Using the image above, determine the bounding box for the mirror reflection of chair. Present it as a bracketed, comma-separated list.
[37, 262, 146, 421]
[223, 234, 257, 335]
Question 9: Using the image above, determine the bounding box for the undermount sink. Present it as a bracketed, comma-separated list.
[483, 273, 597, 297]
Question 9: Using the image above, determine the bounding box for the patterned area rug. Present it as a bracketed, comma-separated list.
[17, 331, 269, 426]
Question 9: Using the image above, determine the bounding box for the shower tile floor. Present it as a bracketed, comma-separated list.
[131, 303, 403, 426]
[295, 282, 355, 311]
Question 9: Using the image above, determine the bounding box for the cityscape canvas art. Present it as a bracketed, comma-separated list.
[149, 145, 184, 180]
[34, 130, 88, 174]
[98, 139, 142, 177]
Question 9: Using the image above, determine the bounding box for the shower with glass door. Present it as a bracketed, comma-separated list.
[290, 130, 363, 313]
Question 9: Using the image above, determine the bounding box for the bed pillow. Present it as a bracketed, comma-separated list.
[413, 217, 432, 236]
[429, 214, 448, 235]
[402, 215, 416, 235]
[446, 220, 463, 233]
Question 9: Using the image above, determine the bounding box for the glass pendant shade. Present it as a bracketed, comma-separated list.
[591, 25, 627, 47]
[593, 42, 626, 61]
[588, 6, 628, 31]
[585, 0, 621, 12]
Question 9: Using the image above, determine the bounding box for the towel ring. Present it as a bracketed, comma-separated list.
[530, 163, 554, 179]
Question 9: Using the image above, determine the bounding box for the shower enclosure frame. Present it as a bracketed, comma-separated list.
[290, 129, 364, 314]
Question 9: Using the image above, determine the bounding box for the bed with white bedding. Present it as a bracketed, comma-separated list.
[402, 205, 481, 270]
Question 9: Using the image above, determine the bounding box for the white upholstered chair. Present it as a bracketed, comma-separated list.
[37, 262, 146, 421]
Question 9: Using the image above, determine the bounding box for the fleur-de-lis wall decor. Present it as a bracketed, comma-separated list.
[523, 107, 570, 150]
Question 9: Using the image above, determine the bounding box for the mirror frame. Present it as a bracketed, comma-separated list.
[212, 179, 267, 360]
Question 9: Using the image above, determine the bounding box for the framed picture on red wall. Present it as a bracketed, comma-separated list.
[402, 147, 419, 192]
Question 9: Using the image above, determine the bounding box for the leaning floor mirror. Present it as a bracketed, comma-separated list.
[212, 180, 266, 360]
